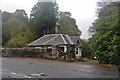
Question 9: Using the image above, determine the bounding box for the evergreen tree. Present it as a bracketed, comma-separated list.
[30, 2, 58, 37]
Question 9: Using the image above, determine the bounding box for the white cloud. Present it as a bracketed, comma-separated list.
[38, 0, 56, 2]
[57, 0, 98, 39]
[0, 0, 38, 15]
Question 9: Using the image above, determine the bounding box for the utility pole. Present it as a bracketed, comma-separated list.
[0, 9, 2, 80]
[0, 10, 2, 46]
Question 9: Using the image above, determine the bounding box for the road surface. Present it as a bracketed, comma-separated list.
[2, 58, 118, 78]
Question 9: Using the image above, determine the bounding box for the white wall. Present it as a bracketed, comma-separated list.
[78, 48, 82, 57]
[75, 48, 82, 57]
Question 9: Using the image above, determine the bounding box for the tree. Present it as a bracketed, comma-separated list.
[30, 2, 58, 37]
[2, 11, 13, 22]
[7, 35, 28, 48]
[2, 11, 14, 45]
[80, 39, 90, 58]
[58, 11, 81, 36]
[2, 10, 36, 47]
[5, 16, 36, 47]
[14, 9, 28, 25]
[89, 2, 120, 64]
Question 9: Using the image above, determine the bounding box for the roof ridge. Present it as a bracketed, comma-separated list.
[43, 34, 60, 45]
[65, 35, 74, 44]
[60, 34, 67, 44]
[47, 34, 62, 36]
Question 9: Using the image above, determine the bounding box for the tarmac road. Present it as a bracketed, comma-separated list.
[2, 58, 118, 78]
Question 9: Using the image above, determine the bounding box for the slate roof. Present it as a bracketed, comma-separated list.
[70, 36, 80, 44]
[70, 36, 82, 47]
[28, 34, 74, 47]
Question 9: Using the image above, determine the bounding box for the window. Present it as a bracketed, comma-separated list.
[75, 48, 78, 54]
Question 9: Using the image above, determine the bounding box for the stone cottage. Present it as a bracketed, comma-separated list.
[28, 34, 82, 61]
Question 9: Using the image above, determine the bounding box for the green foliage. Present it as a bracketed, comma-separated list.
[58, 11, 81, 36]
[14, 9, 28, 25]
[30, 2, 58, 37]
[89, 2, 120, 64]
[2, 12, 14, 44]
[2, 10, 36, 47]
[80, 39, 90, 58]
[6, 35, 28, 48]
[2, 11, 13, 22]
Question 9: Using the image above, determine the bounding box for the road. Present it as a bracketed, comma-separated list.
[2, 58, 118, 78]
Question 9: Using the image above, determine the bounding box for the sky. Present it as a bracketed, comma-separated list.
[0, 0, 98, 39]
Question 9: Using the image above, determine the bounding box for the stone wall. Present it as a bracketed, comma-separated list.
[2, 48, 44, 58]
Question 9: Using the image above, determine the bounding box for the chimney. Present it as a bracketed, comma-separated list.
[55, 22, 60, 34]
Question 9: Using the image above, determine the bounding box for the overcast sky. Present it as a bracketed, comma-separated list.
[0, 0, 98, 39]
